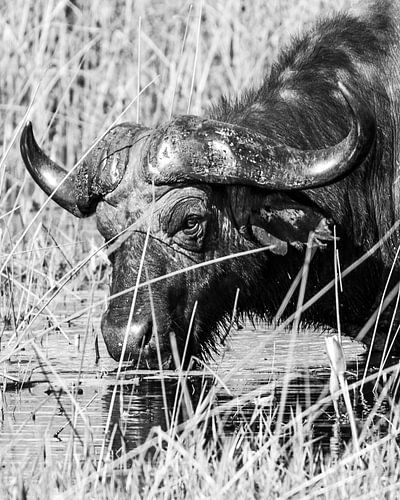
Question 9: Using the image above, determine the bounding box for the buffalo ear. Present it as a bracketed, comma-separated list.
[249, 193, 334, 249]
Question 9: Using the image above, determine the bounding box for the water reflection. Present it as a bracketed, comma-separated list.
[99, 361, 395, 460]
[102, 379, 175, 456]
[101, 375, 217, 458]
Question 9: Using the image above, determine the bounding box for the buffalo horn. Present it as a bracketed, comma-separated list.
[20, 122, 90, 217]
[147, 82, 376, 190]
[20, 122, 144, 217]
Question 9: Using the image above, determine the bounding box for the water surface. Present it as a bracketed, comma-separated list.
[0, 294, 388, 466]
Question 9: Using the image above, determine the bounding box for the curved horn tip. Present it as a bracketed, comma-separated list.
[20, 121, 89, 218]
[338, 79, 376, 143]
[21, 121, 33, 145]
[21, 120, 35, 148]
[20, 121, 34, 168]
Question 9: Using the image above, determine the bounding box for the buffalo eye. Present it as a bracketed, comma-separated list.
[160, 190, 210, 252]
[172, 214, 207, 252]
[183, 216, 202, 236]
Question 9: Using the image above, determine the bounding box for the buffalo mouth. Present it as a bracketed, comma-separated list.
[101, 311, 175, 369]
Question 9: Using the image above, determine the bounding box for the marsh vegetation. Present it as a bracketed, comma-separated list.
[1, 0, 400, 498]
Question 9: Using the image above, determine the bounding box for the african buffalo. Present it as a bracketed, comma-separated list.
[21, 0, 400, 367]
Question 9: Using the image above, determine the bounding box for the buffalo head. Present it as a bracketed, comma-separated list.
[20, 83, 375, 368]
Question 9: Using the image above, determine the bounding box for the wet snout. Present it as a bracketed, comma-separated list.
[101, 307, 172, 368]
[129, 320, 153, 346]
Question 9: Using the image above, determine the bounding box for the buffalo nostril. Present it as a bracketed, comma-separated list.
[130, 319, 153, 347]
